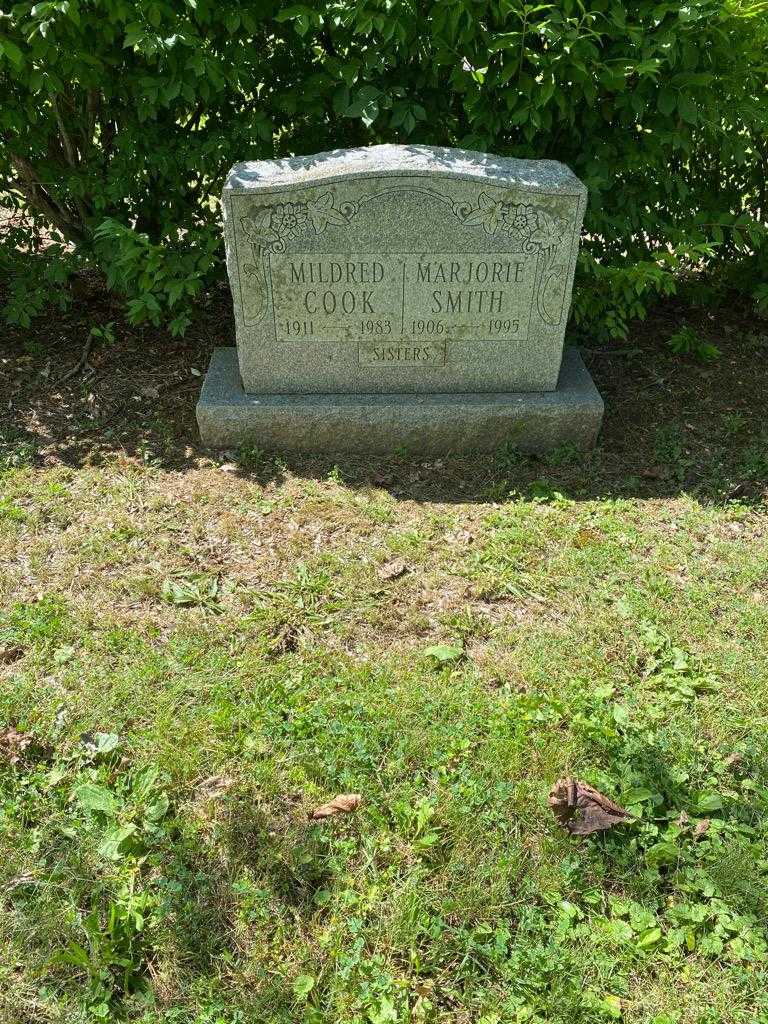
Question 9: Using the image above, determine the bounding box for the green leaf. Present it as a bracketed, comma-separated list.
[0, 38, 24, 68]
[423, 643, 464, 663]
[677, 93, 698, 124]
[636, 926, 663, 949]
[602, 994, 623, 1019]
[645, 841, 680, 869]
[658, 88, 676, 116]
[53, 644, 75, 664]
[695, 792, 723, 813]
[293, 974, 315, 999]
[145, 791, 170, 822]
[389, 100, 408, 128]
[98, 823, 138, 860]
[621, 787, 654, 805]
[75, 783, 119, 816]
[345, 85, 381, 127]
[83, 731, 120, 755]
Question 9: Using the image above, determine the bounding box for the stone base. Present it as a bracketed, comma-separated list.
[196, 347, 603, 455]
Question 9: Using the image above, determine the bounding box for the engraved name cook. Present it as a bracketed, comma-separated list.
[233, 181, 577, 366]
[269, 253, 536, 349]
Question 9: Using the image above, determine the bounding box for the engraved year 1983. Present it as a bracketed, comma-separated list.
[360, 319, 393, 335]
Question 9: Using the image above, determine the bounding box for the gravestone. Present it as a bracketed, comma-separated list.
[197, 145, 603, 453]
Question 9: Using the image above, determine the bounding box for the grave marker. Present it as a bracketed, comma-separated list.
[197, 145, 603, 453]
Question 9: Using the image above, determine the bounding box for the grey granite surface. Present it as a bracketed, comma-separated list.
[222, 145, 587, 396]
[196, 346, 603, 455]
[225, 145, 585, 192]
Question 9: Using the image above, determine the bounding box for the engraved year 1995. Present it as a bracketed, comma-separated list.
[488, 318, 520, 334]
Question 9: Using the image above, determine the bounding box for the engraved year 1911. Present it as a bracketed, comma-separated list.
[283, 319, 315, 337]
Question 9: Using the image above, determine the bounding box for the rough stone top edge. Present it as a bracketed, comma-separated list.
[223, 144, 586, 197]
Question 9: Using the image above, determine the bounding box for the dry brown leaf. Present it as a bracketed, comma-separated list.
[196, 775, 234, 799]
[0, 728, 34, 765]
[311, 793, 362, 820]
[693, 819, 710, 840]
[447, 529, 475, 545]
[377, 559, 408, 581]
[548, 777, 632, 836]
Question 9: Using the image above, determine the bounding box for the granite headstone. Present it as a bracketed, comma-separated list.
[197, 144, 603, 452]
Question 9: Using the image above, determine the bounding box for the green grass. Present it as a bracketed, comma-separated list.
[1, 448, 768, 1024]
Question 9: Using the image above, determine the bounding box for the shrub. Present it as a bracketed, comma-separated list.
[1, 0, 766, 339]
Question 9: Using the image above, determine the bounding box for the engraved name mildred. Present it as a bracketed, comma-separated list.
[268, 252, 537, 352]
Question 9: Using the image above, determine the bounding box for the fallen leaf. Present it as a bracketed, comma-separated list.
[423, 642, 464, 664]
[548, 778, 632, 836]
[693, 819, 710, 840]
[447, 529, 474, 544]
[377, 558, 407, 581]
[311, 793, 362, 820]
[0, 728, 34, 765]
[196, 775, 234, 799]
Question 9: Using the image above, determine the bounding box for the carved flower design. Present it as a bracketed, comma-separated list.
[463, 192, 506, 234]
[269, 201, 308, 238]
[508, 203, 537, 235]
[307, 191, 349, 231]
[528, 208, 561, 251]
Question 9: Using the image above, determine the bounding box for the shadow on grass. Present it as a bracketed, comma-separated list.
[2, 286, 767, 507]
[154, 797, 332, 1015]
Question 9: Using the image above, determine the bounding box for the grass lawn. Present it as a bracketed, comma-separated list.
[1, 294, 768, 1023]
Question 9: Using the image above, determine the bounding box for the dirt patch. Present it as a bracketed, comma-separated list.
[1, 272, 767, 506]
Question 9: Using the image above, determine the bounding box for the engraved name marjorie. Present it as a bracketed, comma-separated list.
[285, 256, 529, 317]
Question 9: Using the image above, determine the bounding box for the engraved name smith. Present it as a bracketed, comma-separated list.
[273, 254, 534, 339]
